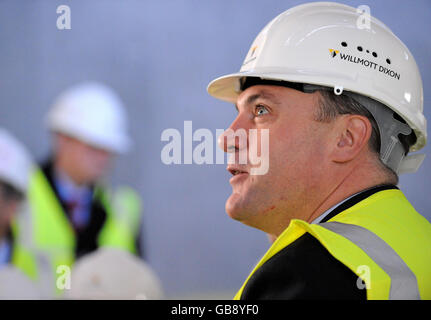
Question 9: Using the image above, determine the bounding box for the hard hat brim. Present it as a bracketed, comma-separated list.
[207, 69, 355, 103]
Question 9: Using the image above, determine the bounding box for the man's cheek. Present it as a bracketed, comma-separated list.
[249, 128, 270, 176]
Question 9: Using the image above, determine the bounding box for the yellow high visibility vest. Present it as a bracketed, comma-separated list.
[234, 189, 431, 300]
[10, 168, 141, 291]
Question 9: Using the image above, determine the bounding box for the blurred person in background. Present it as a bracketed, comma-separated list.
[10, 82, 143, 296]
[0, 128, 40, 299]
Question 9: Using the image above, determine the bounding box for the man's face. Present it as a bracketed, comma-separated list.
[56, 134, 113, 185]
[219, 85, 333, 234]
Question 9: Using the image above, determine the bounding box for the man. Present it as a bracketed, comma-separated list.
[0, 128, 40, 298]
[11, 82, 142, 292]
[207, 2, 431, 300]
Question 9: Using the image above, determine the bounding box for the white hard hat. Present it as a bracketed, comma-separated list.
[65, 248, 163, 300]
[0, 128, 34, 193]
[207, 2, 426, 154]
[0, 265, 41, 299]
[47, 82, 131, 154]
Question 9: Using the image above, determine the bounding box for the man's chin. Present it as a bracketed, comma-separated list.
[225, 193, 246, 221]
[225, 192, 260, 226]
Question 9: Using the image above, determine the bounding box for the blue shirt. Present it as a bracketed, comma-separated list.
[0, 238, 11, 268]
[53, 168, 93, 230]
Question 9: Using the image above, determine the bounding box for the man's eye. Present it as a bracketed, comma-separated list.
[255, 105, 269, 116]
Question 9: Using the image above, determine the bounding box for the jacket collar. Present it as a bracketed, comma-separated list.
[317, 184, 399, 224]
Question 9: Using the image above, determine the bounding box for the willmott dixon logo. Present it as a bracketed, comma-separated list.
[242, 45, 259, 67]
[327, 48, 400, 80]
[250, 45, 258, 57]
[329, 48, 339, 58]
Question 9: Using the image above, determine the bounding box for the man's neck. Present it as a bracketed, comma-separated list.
[310, 191, 360, 224]
[53, 162, 92, 199]
[305, 162, 392, 225]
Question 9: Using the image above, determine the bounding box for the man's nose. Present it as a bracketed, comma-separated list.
[217, 130, 234, 153]
[217, 115, 249, 153]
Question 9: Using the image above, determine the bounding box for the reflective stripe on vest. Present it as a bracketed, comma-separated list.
[321, 221, 420, 299]
[234, 189, 431, 300]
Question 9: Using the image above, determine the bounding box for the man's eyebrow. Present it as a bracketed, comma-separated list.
[235, 91, 282, 110]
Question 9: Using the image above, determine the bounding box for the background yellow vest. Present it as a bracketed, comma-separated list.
[11, 169, 141, 294]
[234, 189, 431, 300]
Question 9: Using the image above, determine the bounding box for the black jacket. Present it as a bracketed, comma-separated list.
[240, 185, 398, 300]
[40, 159, 142, 259]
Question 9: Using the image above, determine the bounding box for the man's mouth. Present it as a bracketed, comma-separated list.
[227, 166, 249, 182]
[227, 166, 248, 175]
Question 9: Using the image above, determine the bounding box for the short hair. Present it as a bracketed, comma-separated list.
[0, 181, 24, 203]
[315, 90, 398, 184]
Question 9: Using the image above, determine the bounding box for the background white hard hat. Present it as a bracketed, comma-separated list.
[0, 128, 34, 193]
[207, 1, 426, 153]
[64, 248, 163, 300]
[46, 82, 131, 154]
[0, 265, 41, 299]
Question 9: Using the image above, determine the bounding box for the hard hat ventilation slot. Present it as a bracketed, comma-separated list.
[355, 45, 378, 59]
[341, 41, 347, 47]
[386, 58, 391, 64]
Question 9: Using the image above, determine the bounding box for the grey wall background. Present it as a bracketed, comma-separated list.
[0, 0, 429, 298]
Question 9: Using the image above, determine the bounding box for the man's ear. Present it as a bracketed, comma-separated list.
[331, 115, 372, 163]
